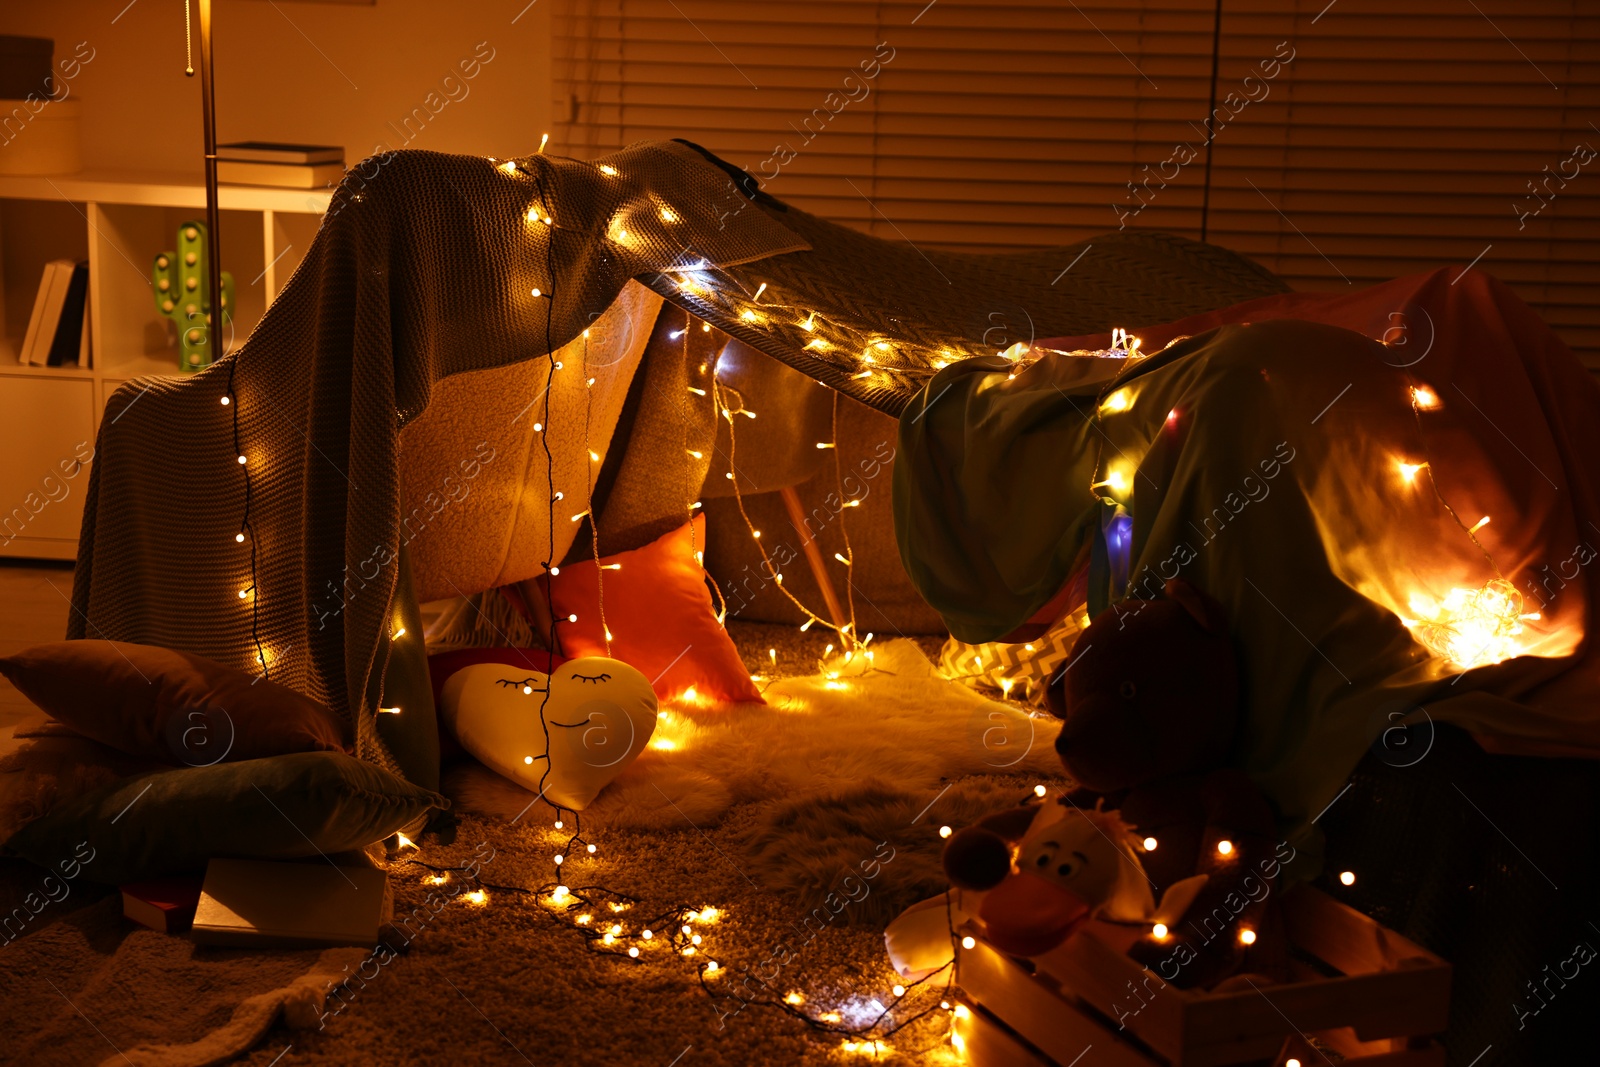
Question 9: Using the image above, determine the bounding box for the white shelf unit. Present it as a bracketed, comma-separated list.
[0, 172, 329, 560]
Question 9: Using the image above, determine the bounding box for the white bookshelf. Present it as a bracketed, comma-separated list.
[0, 171, 330, 559]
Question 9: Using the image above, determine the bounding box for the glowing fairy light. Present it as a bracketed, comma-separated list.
[598, 164, 618, 176]
[1093, 467, 1131, 495]
[1216, 839, 1234, 856]
[1469, 515, 1491, 535]
[1238, 928, 1257, 945]
[1101, 388, 1132, 413]
[1397, 460, 1427, 483]
[1151, 923, 1169, 939]
[1412, 385, 1441, 410]
[1143, 837, 1158, 851]
[1340, 870, 1356, 886]
[1403, 578, 1527, 669]
[939, 825, 952, 838]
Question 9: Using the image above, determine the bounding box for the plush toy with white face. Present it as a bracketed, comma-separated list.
[885, 801, 1207, 979]
[440, 657, 658, 811]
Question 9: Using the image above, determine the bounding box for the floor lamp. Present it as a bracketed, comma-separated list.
[185, 0, 224, 359]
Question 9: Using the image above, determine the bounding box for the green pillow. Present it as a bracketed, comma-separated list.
[2, 751, 448, 884]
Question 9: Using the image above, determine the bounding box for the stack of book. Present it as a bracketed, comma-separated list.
[217, 141, 345, 189]
[189, 858, 388, 947]
[18, 258, 89, 367]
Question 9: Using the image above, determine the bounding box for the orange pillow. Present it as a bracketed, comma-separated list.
[545, 516, 763, 705]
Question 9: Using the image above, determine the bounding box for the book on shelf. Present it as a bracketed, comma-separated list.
[217, 141, 344, 165]
[190, 857, 387, 948]
[47, 261, 88, 367]
[121, 875, 205, 934]
[19, 258, 89, 368]
[217, 159, 346, 189]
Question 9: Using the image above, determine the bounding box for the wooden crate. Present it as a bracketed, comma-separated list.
[954, 885, 1449, 1067]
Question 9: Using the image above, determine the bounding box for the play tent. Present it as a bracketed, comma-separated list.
[66, 140, 1286, 787]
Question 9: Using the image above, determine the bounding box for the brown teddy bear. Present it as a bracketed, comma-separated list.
[1047, 577, 1287, 988]
[930, 579, 1290, 990]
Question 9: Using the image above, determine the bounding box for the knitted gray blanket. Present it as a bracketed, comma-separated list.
[67, 142, 808, 776]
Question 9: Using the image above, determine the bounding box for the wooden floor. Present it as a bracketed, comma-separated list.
[0, 559, 75, 731]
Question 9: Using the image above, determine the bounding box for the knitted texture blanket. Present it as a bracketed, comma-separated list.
[67, 143, 808, 776]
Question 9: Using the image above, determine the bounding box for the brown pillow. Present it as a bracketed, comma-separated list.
[0, 641, 348, 766]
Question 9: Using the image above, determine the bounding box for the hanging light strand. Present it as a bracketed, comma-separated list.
[581, 331, 612, 656]
[829, 391, 861, 642]
[1407, 382, 1501, 577]
[225, 328, 267, 680]
[715, 377, 848, 643]
[526, 158, 580, 851]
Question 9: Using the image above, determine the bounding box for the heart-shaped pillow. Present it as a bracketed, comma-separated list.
[439, 657, 657, 811]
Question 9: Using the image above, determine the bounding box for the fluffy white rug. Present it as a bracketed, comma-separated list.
[444, 640, 1067, 919]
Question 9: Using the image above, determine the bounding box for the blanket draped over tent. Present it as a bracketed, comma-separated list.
[67, 143, 809, 777]
[65, 139, 1293, 781]
[894, 269, 1600, 845]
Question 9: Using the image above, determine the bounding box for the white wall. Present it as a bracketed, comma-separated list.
[0, 0, 552, 175]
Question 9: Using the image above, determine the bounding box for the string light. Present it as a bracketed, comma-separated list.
[1143, 837, 1158, 851]
[1340, 870, 1356, 886]
[1151, 923, 1169, 939]
[1403, 579, 1526, 669]
[1238, 928, 1257, 945]
[1396, 460, 1427, 483]
[1101, 388, 1132, 413]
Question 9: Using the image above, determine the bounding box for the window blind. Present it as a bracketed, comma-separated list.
[553, 0, 1600, 366]
[1204, 0, 1600, 367]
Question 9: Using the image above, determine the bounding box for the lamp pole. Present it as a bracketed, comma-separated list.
[192, 0, 224, 360]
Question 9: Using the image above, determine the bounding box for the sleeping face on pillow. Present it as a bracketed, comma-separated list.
[439, 658, 657, 810]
